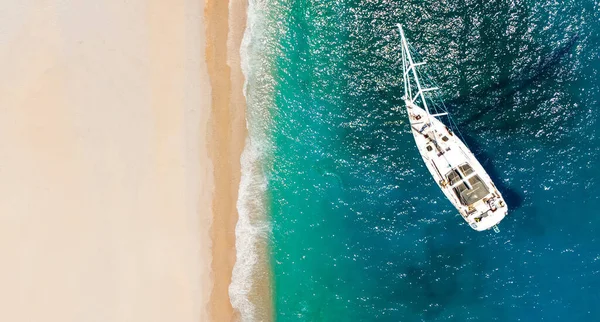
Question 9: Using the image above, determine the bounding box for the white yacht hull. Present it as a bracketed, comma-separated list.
[405, 102, 507, 231]
[397, 23, 508, 231]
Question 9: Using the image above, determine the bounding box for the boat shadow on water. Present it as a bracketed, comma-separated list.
[440, 34, 580, 234]
[452, 33, 580, 132]
[459, 132, 548, 236]
[461, 132, 524, 211]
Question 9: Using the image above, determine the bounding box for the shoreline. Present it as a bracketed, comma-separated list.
[229, 0, 275, 318]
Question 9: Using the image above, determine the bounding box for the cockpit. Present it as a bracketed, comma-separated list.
[446, 164, 490, 206]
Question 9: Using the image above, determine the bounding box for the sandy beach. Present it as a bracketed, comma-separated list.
[0, 1, 242, 321]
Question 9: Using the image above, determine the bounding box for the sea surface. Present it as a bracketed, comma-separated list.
[234, 0, 600, 321]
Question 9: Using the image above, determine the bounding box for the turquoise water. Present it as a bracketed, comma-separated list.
[241, 0, 600, 321]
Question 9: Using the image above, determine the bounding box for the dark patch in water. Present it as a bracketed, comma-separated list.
[395, 240, 486, 319]
[455, 33, 580, 129]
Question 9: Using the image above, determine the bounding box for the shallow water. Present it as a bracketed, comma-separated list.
[239, 0, 600, 320]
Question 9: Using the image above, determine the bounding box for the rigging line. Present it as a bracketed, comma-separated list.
[399, 25, 432, 120]
[405, 47, 440, 116]
[406, 44, 469, 146]
[403, 44, 480, 164]
[402, 44, 464, 171]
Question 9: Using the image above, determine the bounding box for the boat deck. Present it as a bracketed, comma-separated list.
[406, 104, 507, 231]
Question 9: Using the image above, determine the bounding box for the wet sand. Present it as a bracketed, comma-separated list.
[204, 0, 248, 320]
[0, 1, 213, 321]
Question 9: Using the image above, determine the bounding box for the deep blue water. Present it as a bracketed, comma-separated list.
[242, 0, 600, 320]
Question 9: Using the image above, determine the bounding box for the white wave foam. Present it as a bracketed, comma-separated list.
[229, 135, 271, 322]
[229, 0, 274, 321]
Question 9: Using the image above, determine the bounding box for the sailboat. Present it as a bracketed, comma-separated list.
[397, 24, 508, 232]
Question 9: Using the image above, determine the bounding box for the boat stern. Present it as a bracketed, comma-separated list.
[469, 208, 507, 231]
[467, 198, 508, 231]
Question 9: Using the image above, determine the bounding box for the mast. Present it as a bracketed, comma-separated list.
[398, 24, 457, 174]
[397, 24, 436, 117]
[401, 37, 408, 99]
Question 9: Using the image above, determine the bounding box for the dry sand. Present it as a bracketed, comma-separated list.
[0, 1, 219, 321]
